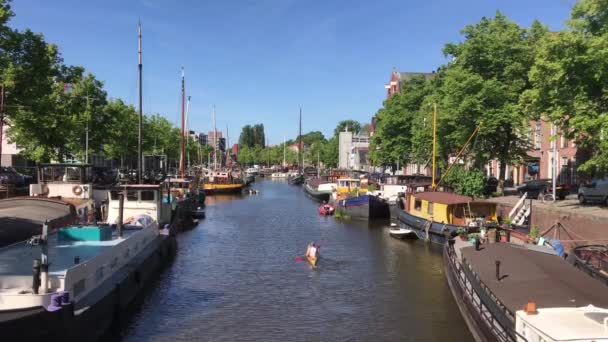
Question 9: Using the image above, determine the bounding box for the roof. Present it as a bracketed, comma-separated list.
[516, 307, 608, 341]
[413, 191, 472, 205]
[111, 184, 161, 190]
[461, 243, 608, 314]
[39, 163, 92, 168]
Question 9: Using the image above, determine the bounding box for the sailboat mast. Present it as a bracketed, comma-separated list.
[186, 95, 191, 171]
[213, 105, 218, 170]
[180, 67, 185, 178]
[226, 124, 229, 167]
[137, 22, 143, 183]
[431, 103, 437, 190]
[298, 107, 302, 173]
[283, 136, 286, 167]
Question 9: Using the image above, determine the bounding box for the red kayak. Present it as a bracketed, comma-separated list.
[318, 204, 335, 215]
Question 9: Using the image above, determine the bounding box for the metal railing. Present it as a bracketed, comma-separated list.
[445, 243, 528, 342]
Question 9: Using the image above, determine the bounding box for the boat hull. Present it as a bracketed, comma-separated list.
[397, 210, 468, 245]
[389, 228, 417, 240]
[306, 255, 318, 267]
[304, 184, 331, 202]
[202, 183, 244, 195]
[0, 235, 177, 342]
[336, 195, 389, 220]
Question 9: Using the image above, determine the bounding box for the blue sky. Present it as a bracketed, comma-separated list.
[12, 0, 574, 145]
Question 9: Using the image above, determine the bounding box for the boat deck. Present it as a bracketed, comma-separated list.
[0, 227, 138, 278]
[0, 198, 75, 247]
[461, 243, 608, 314]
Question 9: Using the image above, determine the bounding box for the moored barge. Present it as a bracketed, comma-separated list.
[444, 240, 608, 341]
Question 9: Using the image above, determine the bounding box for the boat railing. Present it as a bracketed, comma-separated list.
[445, 242, 528, 342]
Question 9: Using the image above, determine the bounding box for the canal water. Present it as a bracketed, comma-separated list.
[121, 179, 473, 341]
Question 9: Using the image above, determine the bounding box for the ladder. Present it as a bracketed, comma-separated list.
[463, 203, 473, 221]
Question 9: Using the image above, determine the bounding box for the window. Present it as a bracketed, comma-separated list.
[534, 123, 541, 149]
[561, 135, 568, 149]
[427, 202, 434, 215]
[414, 199, 422, 211]
[140, 190, 155, 201]
[126, 190, 138, 201]
[110, 191, 120, 200]
[561, 157, 569, 184]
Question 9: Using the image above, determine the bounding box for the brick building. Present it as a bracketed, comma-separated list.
[485, 120, 581, 186]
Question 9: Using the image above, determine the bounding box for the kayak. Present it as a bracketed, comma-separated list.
[306, 254, 318, 267]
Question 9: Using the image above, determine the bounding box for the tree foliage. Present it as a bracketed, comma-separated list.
[238, 124, 266, 148]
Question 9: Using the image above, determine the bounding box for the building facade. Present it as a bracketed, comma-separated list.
[485, 120, 580, 186]
[338, 130, 370, 170]
[208, 131, 223, 149]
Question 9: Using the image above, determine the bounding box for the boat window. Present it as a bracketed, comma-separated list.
[126, 190, 138, 201]
[110, 191, 120, 200]
[427, 202, 434, 215]
[414, 199, 422, 211]
[140, 190, 155, 201]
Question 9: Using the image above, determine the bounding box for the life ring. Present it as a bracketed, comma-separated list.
[72, 185, 83, 196]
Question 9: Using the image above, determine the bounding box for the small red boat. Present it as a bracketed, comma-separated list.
[318, 204, 335, 215]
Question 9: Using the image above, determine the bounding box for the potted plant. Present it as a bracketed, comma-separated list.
[503, 217, 512, 229]
[456, 227, 467, 241]
[528, 224, 540, 244]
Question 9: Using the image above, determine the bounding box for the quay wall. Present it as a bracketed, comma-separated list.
[495, 203, 608, 251]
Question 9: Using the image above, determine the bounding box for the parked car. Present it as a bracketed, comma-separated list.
[0, 167, 33, 187]
[517, 179, 570, 200]
[578, 178, 608, 204]
[484, 177, 499, 196]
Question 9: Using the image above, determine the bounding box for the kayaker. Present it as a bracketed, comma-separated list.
[307, 242, 318, 258]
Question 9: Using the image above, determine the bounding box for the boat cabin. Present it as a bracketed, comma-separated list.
[407, 192, 496, 226]
[106, 185, 171, 226]
[30, 163, 93, 200]
[29, 163, 96, 223]
[204, 171, 233, 184]
[164, 177, 192, 198]
[515, 306, 608, 342]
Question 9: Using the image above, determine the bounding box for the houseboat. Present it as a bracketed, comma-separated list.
[0, 184, 177, 341]
[201, 170, 244, 194]
[333, 178, 389, 220]
[304, 178, 336, 202]
[398, 191, 497, 244]
[444, 240, 608, 342]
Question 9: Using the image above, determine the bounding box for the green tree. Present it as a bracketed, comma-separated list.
[333, 120, 361, 136]
[439, 12, 543, 179]
[522, 0, 608, 175]
[441, 165, 486, 198]
[369, 75, 431, 167]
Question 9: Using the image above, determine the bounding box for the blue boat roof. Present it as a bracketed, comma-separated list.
[0, 227, 138, 277]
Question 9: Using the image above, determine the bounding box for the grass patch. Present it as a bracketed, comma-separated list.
[334, 207, 351, 219]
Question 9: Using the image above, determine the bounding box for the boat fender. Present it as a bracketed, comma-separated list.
[41, 184, 49, 196]
[32, 259, 41, 294]
[72, 185, 83, 196]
